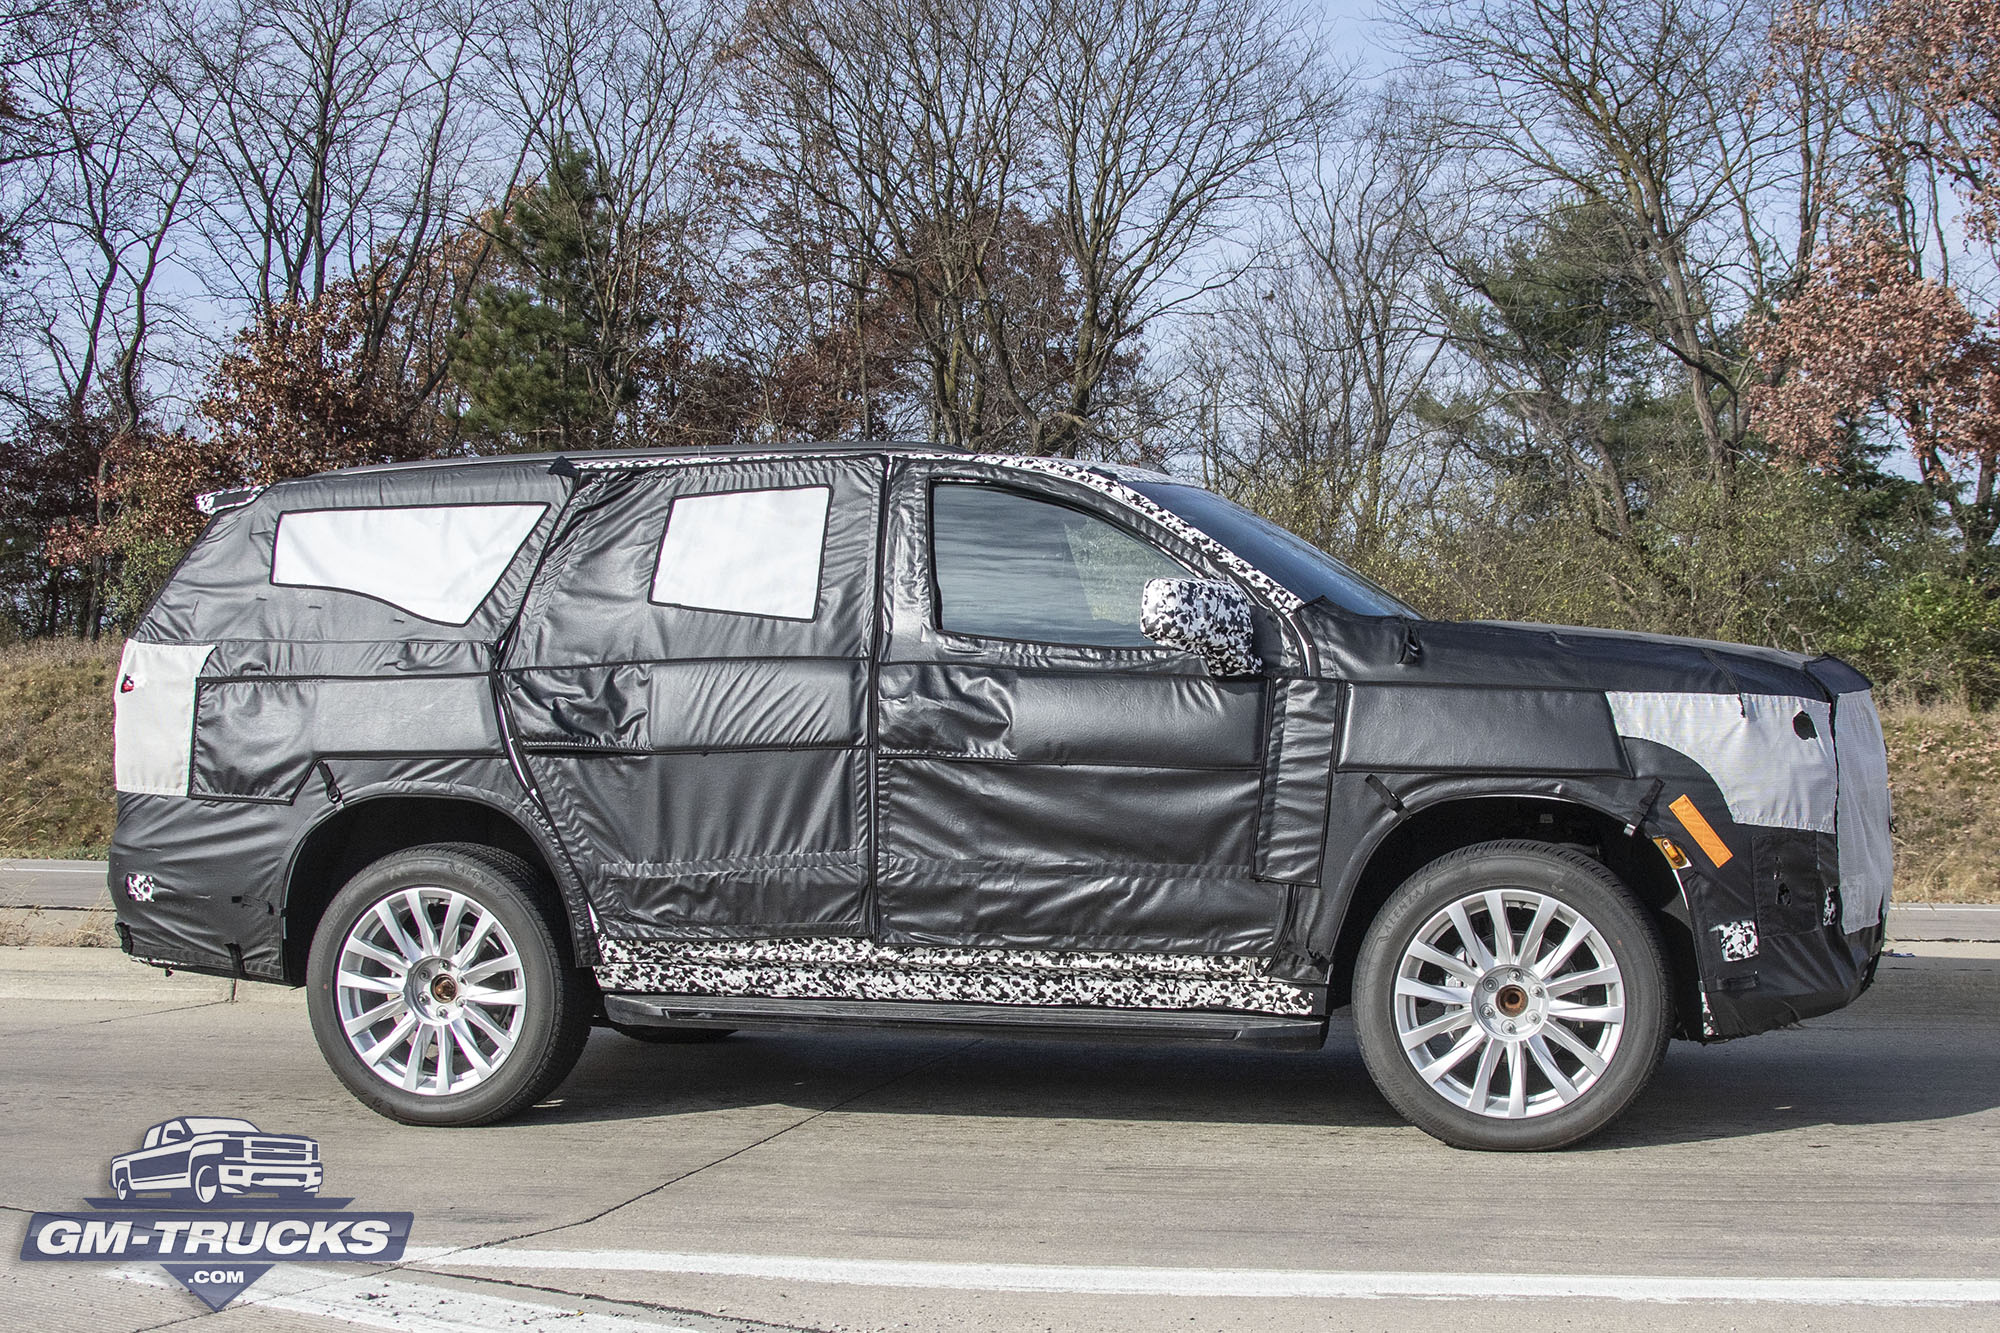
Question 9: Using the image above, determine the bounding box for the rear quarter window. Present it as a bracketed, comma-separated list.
[271, 504, 547, 624]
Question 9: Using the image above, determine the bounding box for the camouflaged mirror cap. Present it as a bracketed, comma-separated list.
[1139, 577, 1261, 676]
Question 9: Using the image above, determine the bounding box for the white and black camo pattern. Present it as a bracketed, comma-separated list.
[1139, 577, 1261, 676]
[125, 873, 159, 902]
[595, 937, 1317, 1016]
[1712, 919, 1759, 962]
[1823, 890, 1839, 928]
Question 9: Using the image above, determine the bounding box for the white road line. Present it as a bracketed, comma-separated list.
[108, 1263, 706, 1332]
[404, 1248, 2000, 1306]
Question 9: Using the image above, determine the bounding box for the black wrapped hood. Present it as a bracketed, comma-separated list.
[1306, 607, 1859, 699]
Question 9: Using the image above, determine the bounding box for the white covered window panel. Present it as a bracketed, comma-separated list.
[114, 641, 215, 796]
[651, 487, 830, 620]
[271, 504, 545, 624]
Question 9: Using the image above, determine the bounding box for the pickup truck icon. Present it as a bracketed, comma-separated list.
[109, 1117, 323, 1204]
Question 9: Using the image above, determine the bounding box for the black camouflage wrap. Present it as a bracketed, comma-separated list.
[111, 445, 1886, 1043]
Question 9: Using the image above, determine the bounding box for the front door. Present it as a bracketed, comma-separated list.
[872, 459, 1289, 959]
[502, 454, 882, 939]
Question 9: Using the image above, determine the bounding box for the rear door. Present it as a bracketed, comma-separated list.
[502, 455, 882, 939]
[873, 459, 1290, 958]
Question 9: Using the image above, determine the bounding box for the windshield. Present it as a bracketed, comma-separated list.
[1130, 483, 1420, 619]
[183, 1117, 259, 1134]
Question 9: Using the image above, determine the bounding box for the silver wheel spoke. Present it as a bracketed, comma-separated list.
[1484, 892, 1515, 964]
[461, 986, 525, 1008]
[336, 969, 402, 995]
[1506, 1041, 1527, 1117]
[1518, 898, 1556, 968]
[1401, 1007, 1474, 1049]
[1527, 1035, 1581, 1103]
[1416, 1028, 1484, 1083]
[1545, 964, 1620, 997]
[403, 889, 440, 955]
[1407, 941, 1479, 983]
[1542, 1018, 1611, 1075]
[453, 914, 498, 968]
[371, 901, 423, 963]
[401, 1028, 430, 1091]
[1395, 975, 1472, 1007]
[343, 995, 405, 1037]
[1534, 921, 1592, 977]
[1546, 1000, 1624, 1024]
[460, 955, 517, 985]
[448, 1019, 494, 1075]
[359, 1013, 417, 1070]
[343, 938, 408, 974]
[1446, 902, 1497, 971]
[433, 1021, 454, 1093]
[1466, 1035, 1503, 1112]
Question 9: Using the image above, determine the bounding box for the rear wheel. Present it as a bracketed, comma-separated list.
[1353, 841, 1672, 1151]
[307, 844, 592, 1127]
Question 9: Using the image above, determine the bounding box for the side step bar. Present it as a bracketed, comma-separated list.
[602, 993, 1327, 1049]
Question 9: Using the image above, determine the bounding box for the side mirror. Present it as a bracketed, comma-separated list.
[1141, 577, 1262, 677]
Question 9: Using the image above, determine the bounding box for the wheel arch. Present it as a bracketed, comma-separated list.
[279, 790, 595, 986]
[1324, 793, 1697, 1024]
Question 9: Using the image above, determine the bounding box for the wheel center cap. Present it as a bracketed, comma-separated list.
[406, 957, 463, 1024]
[1475, 965, 1548, 1039]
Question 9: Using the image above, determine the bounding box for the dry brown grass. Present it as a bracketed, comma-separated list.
[1881, 700, 2000, 904]
[0, 639, 118, 859]
[0, 642, 1993, 903]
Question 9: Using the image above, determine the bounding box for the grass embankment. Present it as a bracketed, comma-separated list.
[0, 641, 1993, 902]
[0, 639, 117, 860]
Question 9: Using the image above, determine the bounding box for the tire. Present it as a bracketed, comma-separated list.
[111, 1169, 131, 1202]
[192, 1163, 220, 1205]
[306, 843, 594, 1127]
[1353, 840, 1672, 1152]
[609, 1022, 735, 1044]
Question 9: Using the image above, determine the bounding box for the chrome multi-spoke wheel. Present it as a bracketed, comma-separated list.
[334, 886, 527, 1097]
[1393, 889, 1625, 1119]
[1354, 841, 1672, 1152]
[307, 844, 593, 1126]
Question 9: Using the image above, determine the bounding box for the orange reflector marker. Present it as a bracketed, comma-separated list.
[1653, 836, 1691, 871]
[1667, 794, 1733, 868]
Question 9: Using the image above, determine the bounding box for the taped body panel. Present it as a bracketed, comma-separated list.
[1340, 685, 1625, 774]
[877, 663, 1260, 766]
[1256, 677, 1341, 884]
[595, 937, 1317, 1015]
[113, 641, 216, 795]
[509, 659, 865, 752]
[191, 675, 502, 800]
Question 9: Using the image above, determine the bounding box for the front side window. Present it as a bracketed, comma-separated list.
[271, 504, 547, 624]
[651, 486, 831, 620]
[932, 483, 1191, 647]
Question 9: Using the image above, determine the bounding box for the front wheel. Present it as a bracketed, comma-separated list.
[191, 1164, 220, 1205]
[1353, 841, 1672, 1151]
[306, 844, 593, 1127]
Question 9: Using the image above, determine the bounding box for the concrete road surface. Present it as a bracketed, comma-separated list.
[2, 939, 1997, 1333]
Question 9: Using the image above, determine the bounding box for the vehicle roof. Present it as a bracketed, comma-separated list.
[288, 441, 1179, 487]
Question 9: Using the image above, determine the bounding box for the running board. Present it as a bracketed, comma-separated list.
[602, 994, 1326, 1048]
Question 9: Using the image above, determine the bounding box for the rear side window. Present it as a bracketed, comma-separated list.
[651, 486, 831, 620]
[932, 483, 1190, 646]
[271, 504, 546, 624]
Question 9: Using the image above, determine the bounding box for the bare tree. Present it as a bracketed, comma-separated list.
[1393, 0, 1847, 487]
[738, 0, 1334, 452]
